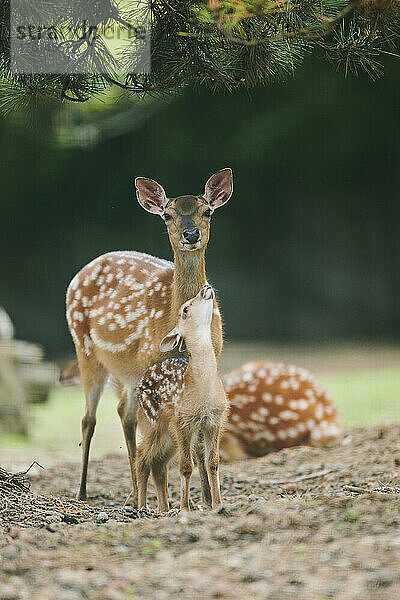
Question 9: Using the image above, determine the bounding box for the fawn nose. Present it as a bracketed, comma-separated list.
[183, 227, 200, 244]
[201, 284, 214, 300]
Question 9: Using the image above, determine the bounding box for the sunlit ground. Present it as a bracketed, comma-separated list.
[2, 343, 400, 468]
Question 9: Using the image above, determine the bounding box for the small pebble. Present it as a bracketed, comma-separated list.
[96, 512, 109, 523]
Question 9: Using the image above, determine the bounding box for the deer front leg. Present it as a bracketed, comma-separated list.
[203, 424, 223, 509]
[77, 355, 107, 501]
[195, 431, 212, 509]
[177, 427, 193, 511]
[117, 386, 138, 506]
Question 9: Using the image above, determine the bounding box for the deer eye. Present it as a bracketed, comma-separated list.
[163, 213, 172, 222]
[203, 208, 212, 218]
[182, 306, 190, 316]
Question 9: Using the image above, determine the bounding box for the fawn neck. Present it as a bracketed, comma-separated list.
[185, 332, 218, 389]
[171, 249, 207, 317]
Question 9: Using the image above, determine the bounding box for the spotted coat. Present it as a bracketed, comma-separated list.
[220, 360, 342, 460]
[137, 357, 189, 424]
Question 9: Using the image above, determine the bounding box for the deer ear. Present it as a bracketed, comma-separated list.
[160, 328, 183, 352]
[204, 168, 233, 209]
[135, 177, 168, 215]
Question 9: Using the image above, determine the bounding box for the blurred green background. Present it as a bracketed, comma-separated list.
[2, 54, 400, 357]
[2, 51, 400, 461]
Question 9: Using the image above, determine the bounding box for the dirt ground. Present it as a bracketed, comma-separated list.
[2, 425, 400, 600]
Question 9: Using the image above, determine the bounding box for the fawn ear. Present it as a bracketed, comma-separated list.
[204, 168, 233, 209]
[160, 328, 183, 352]
[135, 177, 168, 215]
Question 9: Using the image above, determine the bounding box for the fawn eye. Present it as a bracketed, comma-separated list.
[203, 208, 212, 218]
[163, 213, 172, 222]
[182, 306, 190, 316]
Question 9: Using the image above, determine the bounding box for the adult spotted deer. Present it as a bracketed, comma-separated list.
[220, 360, 343, 461]
[66, 169, 232, 501]
[136, 285, 228, 512]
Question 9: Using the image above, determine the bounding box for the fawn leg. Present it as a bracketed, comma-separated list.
[136, 447, 151, 509]
[151, 456, 169, 513]
[77, 353, 107, 501]
[177, 428, 193, 511]
[195, 431, 212, 509]
[203, 425, 223, 509]
[117, 385, 138, 505]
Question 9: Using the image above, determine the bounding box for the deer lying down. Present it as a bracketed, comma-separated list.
[220, 360, 343, 461]
[136, 285, 228, 512]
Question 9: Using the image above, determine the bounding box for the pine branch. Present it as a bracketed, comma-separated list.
[0, 0, 399, 109]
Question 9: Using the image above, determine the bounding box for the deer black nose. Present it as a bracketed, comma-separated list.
[183, 227, 200, 244]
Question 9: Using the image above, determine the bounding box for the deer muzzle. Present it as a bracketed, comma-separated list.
[182, 227, 200, 245]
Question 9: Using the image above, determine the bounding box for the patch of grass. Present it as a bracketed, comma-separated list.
[342, 508, 361, 523]
[318, 367, 400, 427]
[3, 385, 124, 461]
[142, 538, 162, 555]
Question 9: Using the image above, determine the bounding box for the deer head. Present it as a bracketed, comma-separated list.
[159, 285, 214, 352]
[135, 169, 233, 253]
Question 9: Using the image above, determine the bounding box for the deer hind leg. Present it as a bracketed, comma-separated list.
[195, 431, 212, 509]
[77, 352, 107, 501]
[203, 424, 223, 509]
[151, 455, 169, 514]
[177, 427, 193, 511]
[117, 385, 138, 506]
[136, 446, 151, 509]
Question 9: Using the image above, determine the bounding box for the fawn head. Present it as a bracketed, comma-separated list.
[159, 285, 214, 352]
[135, 169, 233, 252]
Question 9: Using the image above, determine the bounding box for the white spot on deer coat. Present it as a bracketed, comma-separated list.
[84, 335, 93, 356]
[298, 399, 309, 410]
[115, 314, 126, 328]
[315, 403, 324, 420]
[310, 428, 321, 440]
[279, 410, 299, 421]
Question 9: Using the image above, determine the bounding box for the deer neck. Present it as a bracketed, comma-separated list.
[171, 249, 207, 317]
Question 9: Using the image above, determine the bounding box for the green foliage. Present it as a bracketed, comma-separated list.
[0, 0, 399, 109]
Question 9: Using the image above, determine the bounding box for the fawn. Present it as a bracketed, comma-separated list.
[220, 360, 343, 461]
[65, 169, 232, 501]
[136, 285, 229, 512]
